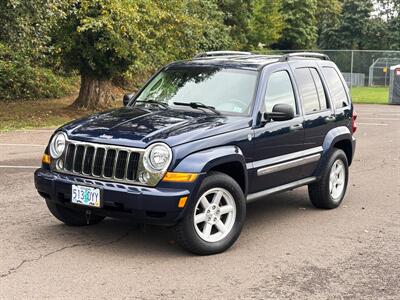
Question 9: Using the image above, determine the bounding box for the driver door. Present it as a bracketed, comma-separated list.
[249, 65, 305, 193]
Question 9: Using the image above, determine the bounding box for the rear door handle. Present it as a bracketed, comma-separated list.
[289, 124, 303, 131]
[325, 115, 336, 122]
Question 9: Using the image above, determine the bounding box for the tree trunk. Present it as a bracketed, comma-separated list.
[71, 74, 113, 109]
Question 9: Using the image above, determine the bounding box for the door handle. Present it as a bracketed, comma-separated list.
[325, 115, 336, 122]
[289, 124, 303, 131]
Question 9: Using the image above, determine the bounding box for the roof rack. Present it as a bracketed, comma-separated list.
[279, 52, 330, 62]
[194, 51, 252, 58]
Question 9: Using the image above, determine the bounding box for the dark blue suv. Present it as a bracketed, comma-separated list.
[35, 51, 357, 255]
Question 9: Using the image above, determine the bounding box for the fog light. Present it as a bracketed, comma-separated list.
[57, 159, 64, 169]
[138, 171, 150, 183]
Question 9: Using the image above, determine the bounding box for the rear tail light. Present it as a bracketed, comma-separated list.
[352, 110, 357, 133]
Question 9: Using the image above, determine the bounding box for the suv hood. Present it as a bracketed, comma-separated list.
[62, 106, 251, 148]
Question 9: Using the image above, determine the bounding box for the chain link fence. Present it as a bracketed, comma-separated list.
[262, 49, 400, 90]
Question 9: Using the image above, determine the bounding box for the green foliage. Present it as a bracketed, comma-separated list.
[0, 0, 66, 63]
[54, 0, 231, 81]
[217, 0, 253, 49]
[0, 43, 77, 101]
[277, 0, 318, 49]
[316, 0, 342, 49]
[247, 0, 283, 48]
[326, 0, 374, 49]
[1, 0, 398, 103]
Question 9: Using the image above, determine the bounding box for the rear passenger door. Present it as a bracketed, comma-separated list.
[320, 64, 352, 130]
[289, 61, 335, 177]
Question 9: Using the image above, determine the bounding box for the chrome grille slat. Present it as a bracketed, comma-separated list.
[81, 146, 88, 174]
[101, 149, 108, 177]
[112, 150, 119, 178]
[58, 140, 144, 185]
[72, 145, 78, 172]
[91, 148, 97, 175]
[123, 152, 130, 180]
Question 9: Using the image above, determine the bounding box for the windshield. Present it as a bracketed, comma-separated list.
[135, 66, 258, 115]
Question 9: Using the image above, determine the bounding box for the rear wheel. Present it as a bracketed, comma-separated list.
[308, 149, 349, 209]
[46, 199, 105, 226]
[175, 172, 246, 255]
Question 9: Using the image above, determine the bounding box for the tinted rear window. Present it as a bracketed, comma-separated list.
[322, 67, 349, 108]
[295, 68, 320, 114]
[310, 68, 328, 110]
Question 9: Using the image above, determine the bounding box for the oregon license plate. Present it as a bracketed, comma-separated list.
[71, 185, 101, 208]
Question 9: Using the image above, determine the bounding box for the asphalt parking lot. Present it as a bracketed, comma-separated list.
[0, 104, 399, 299]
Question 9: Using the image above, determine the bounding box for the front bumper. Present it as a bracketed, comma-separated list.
[34, 168, 198, 226]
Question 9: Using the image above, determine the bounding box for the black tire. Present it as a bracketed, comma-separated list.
[308, 148, 349, 209]
[174, 171, 246, 255]
[46, 199, 105, 226]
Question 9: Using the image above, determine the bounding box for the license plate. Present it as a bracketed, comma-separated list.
[71, 185, 101, 208]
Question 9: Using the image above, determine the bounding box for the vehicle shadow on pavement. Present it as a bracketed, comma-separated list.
[36, 188, 315, 257]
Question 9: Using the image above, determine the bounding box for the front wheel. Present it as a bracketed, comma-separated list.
[308, 149, 349, 209]
[174, 172, 246, 255]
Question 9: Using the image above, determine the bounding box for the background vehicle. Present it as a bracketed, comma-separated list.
[35, 52, 356, 255]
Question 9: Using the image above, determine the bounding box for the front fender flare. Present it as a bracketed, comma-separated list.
[173, 145, 247, 173]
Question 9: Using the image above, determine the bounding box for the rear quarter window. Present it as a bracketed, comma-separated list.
[322, 67, 349, 108]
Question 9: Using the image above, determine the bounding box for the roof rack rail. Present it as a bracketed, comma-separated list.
[279, 52, 330, 62]
[194, 51, 252, 58]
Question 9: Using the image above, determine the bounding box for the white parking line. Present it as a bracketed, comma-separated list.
[360, 112, 400, 116]
[358, 122, 388, 126]
[0, 144, 46, 147]
[360, 117, 399, 121]
[0, 165, 39, 169]
[12, 129, 55, 132]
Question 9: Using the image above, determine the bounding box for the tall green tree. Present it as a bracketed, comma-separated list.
[54, 0, 231, 108]
[374, 0, 400, 50]
[316, 0, 342, 49]
[277, 0, 318, 49]
[328, 0, 374, 49]
[217, 0, 252, 49]
[247, 0, 283, 49]
[0, 0, 65, 63]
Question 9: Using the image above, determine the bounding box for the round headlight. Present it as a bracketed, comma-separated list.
[144, 143, 172, 172]
[49, 132, 67, 159]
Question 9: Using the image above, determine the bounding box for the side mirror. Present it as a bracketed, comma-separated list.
[264, 103, 294, 122]
[123, 93, 135, 106]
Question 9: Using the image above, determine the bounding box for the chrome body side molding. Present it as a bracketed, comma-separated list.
[249, 146, 323, 170]
[257, 153, 321, 176]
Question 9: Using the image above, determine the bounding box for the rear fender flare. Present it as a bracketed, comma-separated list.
[315, 126, 352, 177]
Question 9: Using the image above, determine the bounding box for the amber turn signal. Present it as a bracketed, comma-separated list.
[178, 196, 188, 208]
[42, 154, 51, 165]
[162, 172, 198, 182]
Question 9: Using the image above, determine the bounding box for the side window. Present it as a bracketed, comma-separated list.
[310, 68, 329, 110]
[322, 67, 349, 108]
[264, 71, 296, 114]
[295, 68, 321, 114]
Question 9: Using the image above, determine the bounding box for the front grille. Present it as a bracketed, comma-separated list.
[60, 140, 142, 183]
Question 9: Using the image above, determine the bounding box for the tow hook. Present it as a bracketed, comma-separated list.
[85, 209, 92, 225]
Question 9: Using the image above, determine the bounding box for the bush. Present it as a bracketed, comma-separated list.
[0, 43, 78, 101]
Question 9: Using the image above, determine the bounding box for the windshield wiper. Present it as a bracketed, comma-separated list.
[173, 102, 220, 115]
[136, 100, 169, 109]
